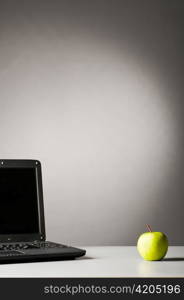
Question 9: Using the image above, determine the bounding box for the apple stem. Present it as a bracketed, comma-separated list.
[146, 224, 152, 232]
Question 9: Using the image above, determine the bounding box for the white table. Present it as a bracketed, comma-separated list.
[0, 246, 184, 277]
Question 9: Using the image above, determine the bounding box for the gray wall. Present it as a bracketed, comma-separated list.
[0, 0, 184, 245]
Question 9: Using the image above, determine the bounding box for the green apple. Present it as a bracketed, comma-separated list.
[137, 225, 168, 261]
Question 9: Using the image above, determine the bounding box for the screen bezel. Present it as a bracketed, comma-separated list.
[0, 159, 45, 242]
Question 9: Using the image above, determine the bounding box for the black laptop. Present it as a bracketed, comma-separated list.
[0, 159, 86, 263]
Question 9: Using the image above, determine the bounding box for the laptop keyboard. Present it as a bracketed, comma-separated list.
[0, 250, 23, 256]
[0, 241, 67, 251]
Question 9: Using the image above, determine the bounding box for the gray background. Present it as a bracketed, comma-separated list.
[0, 0, 184, 245]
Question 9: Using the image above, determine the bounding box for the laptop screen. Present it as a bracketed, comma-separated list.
[0, 168, 39, 235]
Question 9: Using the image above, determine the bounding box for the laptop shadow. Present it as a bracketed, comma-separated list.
[163, 257, 184, 262]
[77, 256, 94, 260]
[0, 256, 94, 265]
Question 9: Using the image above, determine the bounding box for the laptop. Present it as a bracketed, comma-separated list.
[0, 159, 86, 263]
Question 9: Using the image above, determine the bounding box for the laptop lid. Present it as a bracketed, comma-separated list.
[0, 160, 45, 242]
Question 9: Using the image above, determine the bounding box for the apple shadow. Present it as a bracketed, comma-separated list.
[162, 257, 184, 262]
